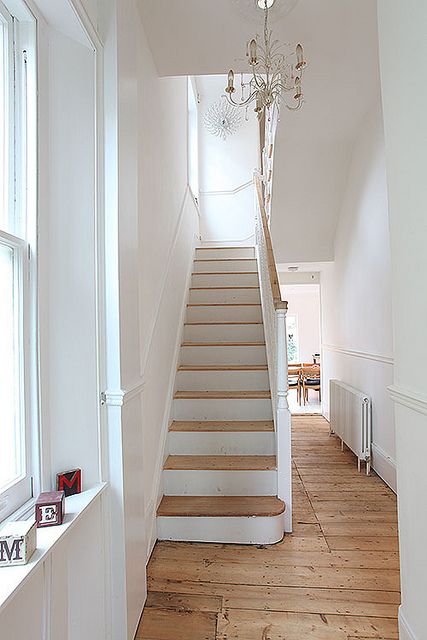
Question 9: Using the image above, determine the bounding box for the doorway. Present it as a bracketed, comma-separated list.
[281, 283, 321, 415]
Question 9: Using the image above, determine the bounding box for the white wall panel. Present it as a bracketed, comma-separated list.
[377, 2, 427, 637]
[319, 101, 395, 489]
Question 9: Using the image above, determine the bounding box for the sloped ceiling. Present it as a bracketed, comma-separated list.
[140, 0, 381, 262]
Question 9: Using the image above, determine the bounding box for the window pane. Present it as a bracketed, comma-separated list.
[286, 314, 299, 364]
[0, 13, 10, 232]
[0, 242, 24, 492]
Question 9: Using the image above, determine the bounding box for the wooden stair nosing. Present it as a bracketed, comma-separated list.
[184, 321, 263, 325]
[192, 271, 258, 275]
[181, 341, 266, 347]
[195, 246, 255, 251]
[189, 286, 260, 291]
[164, 455, 277, 471]
[193, 258, 257, 263]
[174, 390, 271, 400]
[187, 303, 261, 307]
[177, 364, 268, 371]
[169, 420, 274, 433]
[157, 495, 285, 518]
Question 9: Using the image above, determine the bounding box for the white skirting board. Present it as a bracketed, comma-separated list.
[399, 607, 419, 640]
[371, 442, 397, 492]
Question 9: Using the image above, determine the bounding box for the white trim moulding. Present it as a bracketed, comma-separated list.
[199, 180, 253, 197]
[103, 379, 146, 407]
[389, 385, 427, 416]
[399, 607, 419, 640]
[322, 344, 394, 366]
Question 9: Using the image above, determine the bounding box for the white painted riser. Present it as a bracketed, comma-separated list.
[176, 369, 269, 391]
[163, 469, 276, 496]
[189, 288, 261, 304]
[193, 259, 257, 273]
[168, 431, 275, 455]
[186, 305, 262, 323]
[157, 514, 285, 544]
[195, 247, 255, 260]
[173, 398, 273, 420]
[180, 345, 267, 365]
[183, 323, 264, 343]
[191, 273, 259, 287]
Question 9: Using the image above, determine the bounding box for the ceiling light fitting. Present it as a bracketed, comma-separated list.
[204, 96, 244, 140]
[224, 0, 307, 119]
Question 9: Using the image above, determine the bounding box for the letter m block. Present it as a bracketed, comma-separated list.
[0, 521, 37, 567]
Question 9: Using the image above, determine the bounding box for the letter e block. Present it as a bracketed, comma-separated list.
[0, 521, 37, 567]
[35, 491, 65, 528]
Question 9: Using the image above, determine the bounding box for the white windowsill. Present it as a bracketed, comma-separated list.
[0, 482, 107, 613]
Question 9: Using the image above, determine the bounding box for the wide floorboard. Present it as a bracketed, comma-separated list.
[137, 415, 400, 639]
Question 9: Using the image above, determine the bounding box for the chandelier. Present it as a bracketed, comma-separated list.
[224, 0, 307, 118]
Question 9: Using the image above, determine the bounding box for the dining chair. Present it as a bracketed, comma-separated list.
[301, 366, 321, 405]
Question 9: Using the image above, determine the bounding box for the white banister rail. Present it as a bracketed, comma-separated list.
[254, 171, 292, 533]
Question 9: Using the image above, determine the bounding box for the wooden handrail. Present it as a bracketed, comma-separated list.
[254, 173, 287, 311]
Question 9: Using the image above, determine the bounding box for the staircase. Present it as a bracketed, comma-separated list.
[156, 246, 286, 544]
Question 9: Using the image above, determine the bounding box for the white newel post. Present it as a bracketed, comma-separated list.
[276, 304, 292, 533]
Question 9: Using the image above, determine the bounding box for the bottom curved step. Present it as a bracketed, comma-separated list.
[157, 495, 285, 544]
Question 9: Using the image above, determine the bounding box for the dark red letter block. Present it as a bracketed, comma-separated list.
[35, 491, 65, 528]
[56, 468, 82, 497]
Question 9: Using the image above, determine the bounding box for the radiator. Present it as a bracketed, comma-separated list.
[329, 379, 372, 474]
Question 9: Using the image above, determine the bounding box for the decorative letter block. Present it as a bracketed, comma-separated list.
[56, 468, 82, 497]
[0, 521, 37, 567]
[35, 491, 65, 528]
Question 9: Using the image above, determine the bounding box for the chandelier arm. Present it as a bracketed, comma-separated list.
[251, 73, 267, 91]
[225, 89, 260, 108]
[272, 79, 295, 93]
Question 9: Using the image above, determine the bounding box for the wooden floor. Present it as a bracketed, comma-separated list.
[137, 415, 400, 639]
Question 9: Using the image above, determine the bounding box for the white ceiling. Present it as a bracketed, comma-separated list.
[140, 0, 382, 262]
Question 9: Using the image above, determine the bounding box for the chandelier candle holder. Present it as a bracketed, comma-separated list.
[225, 0, 307, 118]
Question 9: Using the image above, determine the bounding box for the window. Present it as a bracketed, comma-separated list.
[0, 0, 36, 521]
[187, 76, 199, 200]
[286, 314, 300, 364]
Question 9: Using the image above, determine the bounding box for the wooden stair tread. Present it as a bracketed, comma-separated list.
[196, 246, 254, 250]
[157, 495, 285, 517]
[169, 420, 274, 433]
[178, 364, 267, 371]
[174, 390, 271, 400]
[187, 303, 261, 307]
[184, 321, 263, 325]
[190, 286, 260, 290]
[181, 341, 266, 347]
[192, 271, 258, 275]
[194, 258, 257, 262]
[164, 455, 276, 471]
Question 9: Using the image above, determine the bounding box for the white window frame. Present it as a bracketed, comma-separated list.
[0, 0, 37, 523]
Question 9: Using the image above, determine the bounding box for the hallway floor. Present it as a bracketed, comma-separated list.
[138, 416, 400, 639]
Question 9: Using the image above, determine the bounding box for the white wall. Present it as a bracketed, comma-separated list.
[320, 101, 396, 490]
[377, 3, 427, 638]
[280, 285, 320, 364]
[107, 1, 200, 636]
[197, 75, 259, 244]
